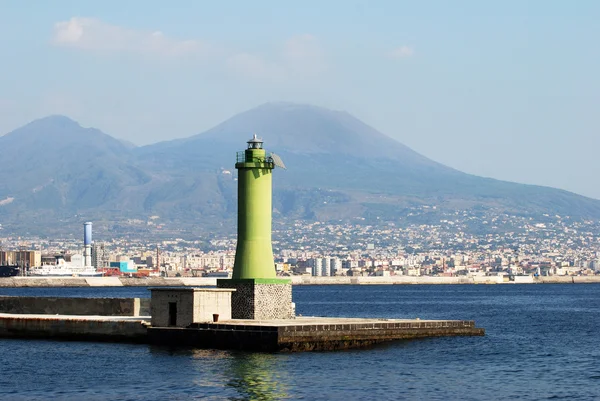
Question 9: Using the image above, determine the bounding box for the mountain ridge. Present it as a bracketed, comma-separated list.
[1, 103, 599, 236]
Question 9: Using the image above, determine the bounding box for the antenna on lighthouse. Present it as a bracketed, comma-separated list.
[270, 153, 287, 169]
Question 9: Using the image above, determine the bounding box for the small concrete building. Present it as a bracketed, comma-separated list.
[150, 288, 235, 328]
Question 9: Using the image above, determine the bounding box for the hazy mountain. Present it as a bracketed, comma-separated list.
[118, 138, 138, 149]
[136, 102, 450, 173]
[135, 102, 600, 220]
[2, 104, 600, 236]
[0, 115, 150, 217]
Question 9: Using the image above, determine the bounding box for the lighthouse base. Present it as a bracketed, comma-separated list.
[217, 279, 294, 320]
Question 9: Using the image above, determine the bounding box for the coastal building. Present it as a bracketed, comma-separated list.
[330, 258, 342, 275]
[310, 258, 322, 276]
[92, 242, 110, 269]
[0, 250, 41, 268]
[321, 258, 331, 276]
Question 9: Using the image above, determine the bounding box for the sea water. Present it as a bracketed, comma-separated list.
[0, 284, 598, 400]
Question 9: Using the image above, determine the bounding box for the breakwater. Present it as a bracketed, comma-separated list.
[0, 295, 150, 316]
[0, 275, 598, 287]
[0, 313, 149, 343]
[0, 311, 483, 351]
[149, 317, 484, 352]
[0, 292, 484, 351]
[292, 275, 600, 284]
[0, 277, 218, 287]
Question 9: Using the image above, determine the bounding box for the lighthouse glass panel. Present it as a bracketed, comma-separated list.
[247, 136, 263, 149]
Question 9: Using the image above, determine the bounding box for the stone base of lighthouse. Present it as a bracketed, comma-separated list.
[217, 279, 295, 320]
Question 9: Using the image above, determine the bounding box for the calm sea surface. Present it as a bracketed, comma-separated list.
[0, 284, 599, 400]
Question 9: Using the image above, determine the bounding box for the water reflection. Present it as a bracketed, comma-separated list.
[147, 346, 290, 399]
[226, 353, 290, 401]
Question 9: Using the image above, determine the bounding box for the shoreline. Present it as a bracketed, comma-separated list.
[0, 275, 598, 287]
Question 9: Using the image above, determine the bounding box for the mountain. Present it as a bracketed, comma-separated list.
[0, 116, 150, 231]
[136, 102, 450, 174]
[1, 104, 600, 236]
[135, 102, 600, 220]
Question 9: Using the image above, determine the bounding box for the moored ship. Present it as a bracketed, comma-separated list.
[28, 255, 103, 277]
[0, 264, 20, 277]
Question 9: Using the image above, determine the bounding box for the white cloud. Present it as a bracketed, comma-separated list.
[52, 17, 207, 57]
[51, 19, 326, 82]
[388, 45, 415, 59]
[227, 34, 327, 82]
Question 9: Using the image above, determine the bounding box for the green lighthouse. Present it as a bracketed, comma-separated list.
[217, 135, 294, 320]
[232, 134, 279, 279]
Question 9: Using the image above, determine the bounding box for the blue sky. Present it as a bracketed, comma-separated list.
[1, 1, 599, 199]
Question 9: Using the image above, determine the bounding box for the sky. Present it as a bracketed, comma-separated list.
[1, 1, 599, 199]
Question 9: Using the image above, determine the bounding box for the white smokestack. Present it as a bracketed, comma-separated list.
[83, 222, 92, 268]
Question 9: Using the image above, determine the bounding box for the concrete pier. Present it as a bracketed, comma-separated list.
[0, 313, 149, 343]
[0, 296, 150, 316]
[0, 311, 483, 352]
[147, 317, 484, 351]
[0, 277, 219, 287]
[0, 290, 484, 351]
[1, 275, 599, 287]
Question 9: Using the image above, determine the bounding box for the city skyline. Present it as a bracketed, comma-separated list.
[3, 208, 600, 280]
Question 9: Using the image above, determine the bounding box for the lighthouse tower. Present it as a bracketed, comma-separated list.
[232, 134, 277, 279]
[217, 135, 294, 320]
